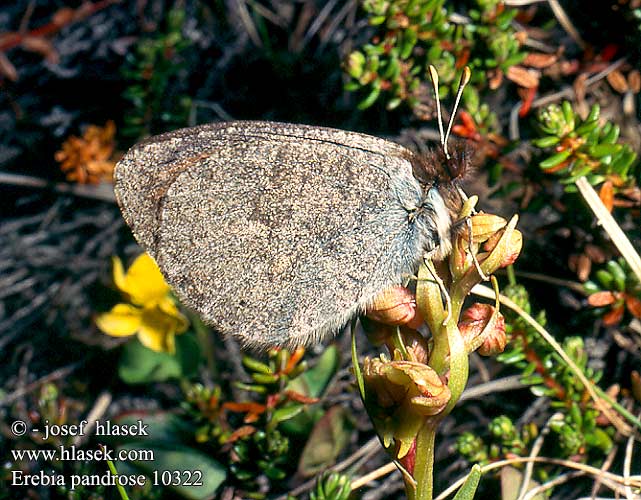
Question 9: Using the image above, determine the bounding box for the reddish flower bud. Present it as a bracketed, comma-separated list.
[459, 303, 506, 355]
[366, 286, 424, 328]
[477, 324, 507, 356]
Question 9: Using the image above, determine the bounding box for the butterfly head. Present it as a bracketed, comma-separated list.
[413, 65, 475, 259]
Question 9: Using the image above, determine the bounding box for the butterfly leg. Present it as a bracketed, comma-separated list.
[465, 216, 489, 281]
[452, 212, 490, 281]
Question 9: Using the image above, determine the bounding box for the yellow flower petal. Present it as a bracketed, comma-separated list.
[123, 253, 170, 305]
[137, 304, 187, 353]
[112, 256, 127, 292]
[138, 324, 175, 353]
[96, 303, 142, 337]
[157, 298, 189, 333]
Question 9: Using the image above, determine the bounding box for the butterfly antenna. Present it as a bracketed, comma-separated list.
[428, 65, 447, 157]
[443, 66, 471, 159]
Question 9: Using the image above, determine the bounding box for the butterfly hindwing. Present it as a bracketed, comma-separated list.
[115, 122, 436, 348]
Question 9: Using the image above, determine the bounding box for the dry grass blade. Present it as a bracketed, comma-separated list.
[516, 412, 564, 500]
[350, 462, 399, 491]
[623, 415, 639, 500]
[575, 176, 641, 285]
[522, 470, 586, 500]
[232, 0, 262, 47]
[546, 0, 586, 49]
[472, 284, 637, 435]
[0, 172, 116, 202]
[436, 456, 641, 500]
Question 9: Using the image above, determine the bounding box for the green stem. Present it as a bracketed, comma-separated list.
[413, 419, 439, 500]
[413, 307, 470, 500]
[429, 292, 465, 378]
[392, 326, 411, 359]
[595, 385, 641, 431]
[413, 291, 470, 500]
[444, 320, 469, 410]
[429, 325, 450, 375]
[104, 447, 131, 500]
[506, 264, 516, 286]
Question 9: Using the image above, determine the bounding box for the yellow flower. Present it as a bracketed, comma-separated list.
[96, 253, 188, 353]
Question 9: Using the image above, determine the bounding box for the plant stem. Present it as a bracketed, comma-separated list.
[506, 264, 516, 286]
[392, 326, 411, 359]
[444, 321, 469, 410]
[413, 418, 439, 500]
[413, 312, 470, 499]
[104, 449, 131, 500]
[429, 287, 465, 376]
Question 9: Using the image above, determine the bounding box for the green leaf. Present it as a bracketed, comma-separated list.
[279, 406, 324, 436]
[607, 260, 627, 291]
[585, 126, 601, 145]
[387, 97, 403, 110]
[520, 374, 544, 386]
[539, 150, 571, 169]
[358, 85, 381, 110]
[569, 402, 583, 426]
[271, 403, 306, 427]
[602, 123, 620, 144]
[117, 443, 226, 499]
[311, 472, 351, 500]
[453, 464, 482, 500]
[583, 281, 601, 294]
[118, 334, 199, 384]
[287, 345, 340, 398]
[252, 373, 280, 384]
[279, 345, 340, 436]
[586, 427, 613, 452]
[297, 406, 354, 477]
[500, 465, 544, 500]
[400, 28, 418, 59]
[346, 51, 366, 79]
[496, 350, 526, 364]
[585, 174, 606, 186]
[532, 136, 560, 148]
[595, 269, 614, 289]
[463, 86, 480, 114]
[234, 382, 267, 393]
[530, 385, 555, 397]
[588, 144, 620, 158]
[574, 119, 599, 136]
[612, 147, 637, 175]
[586, 103, 600, 122]
[242, 356, 273, 374]
[103, 412, 194, 446]
[522, 361, 537, 377]
[382, 56, 401, 80]
[561, 101, 575, 129]
[503, 52, 526, 69]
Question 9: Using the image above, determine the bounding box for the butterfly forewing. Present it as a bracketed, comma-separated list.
[115, 122, 433, 348]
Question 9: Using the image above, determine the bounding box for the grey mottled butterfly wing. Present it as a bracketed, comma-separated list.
[115, 122, 449, 349]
